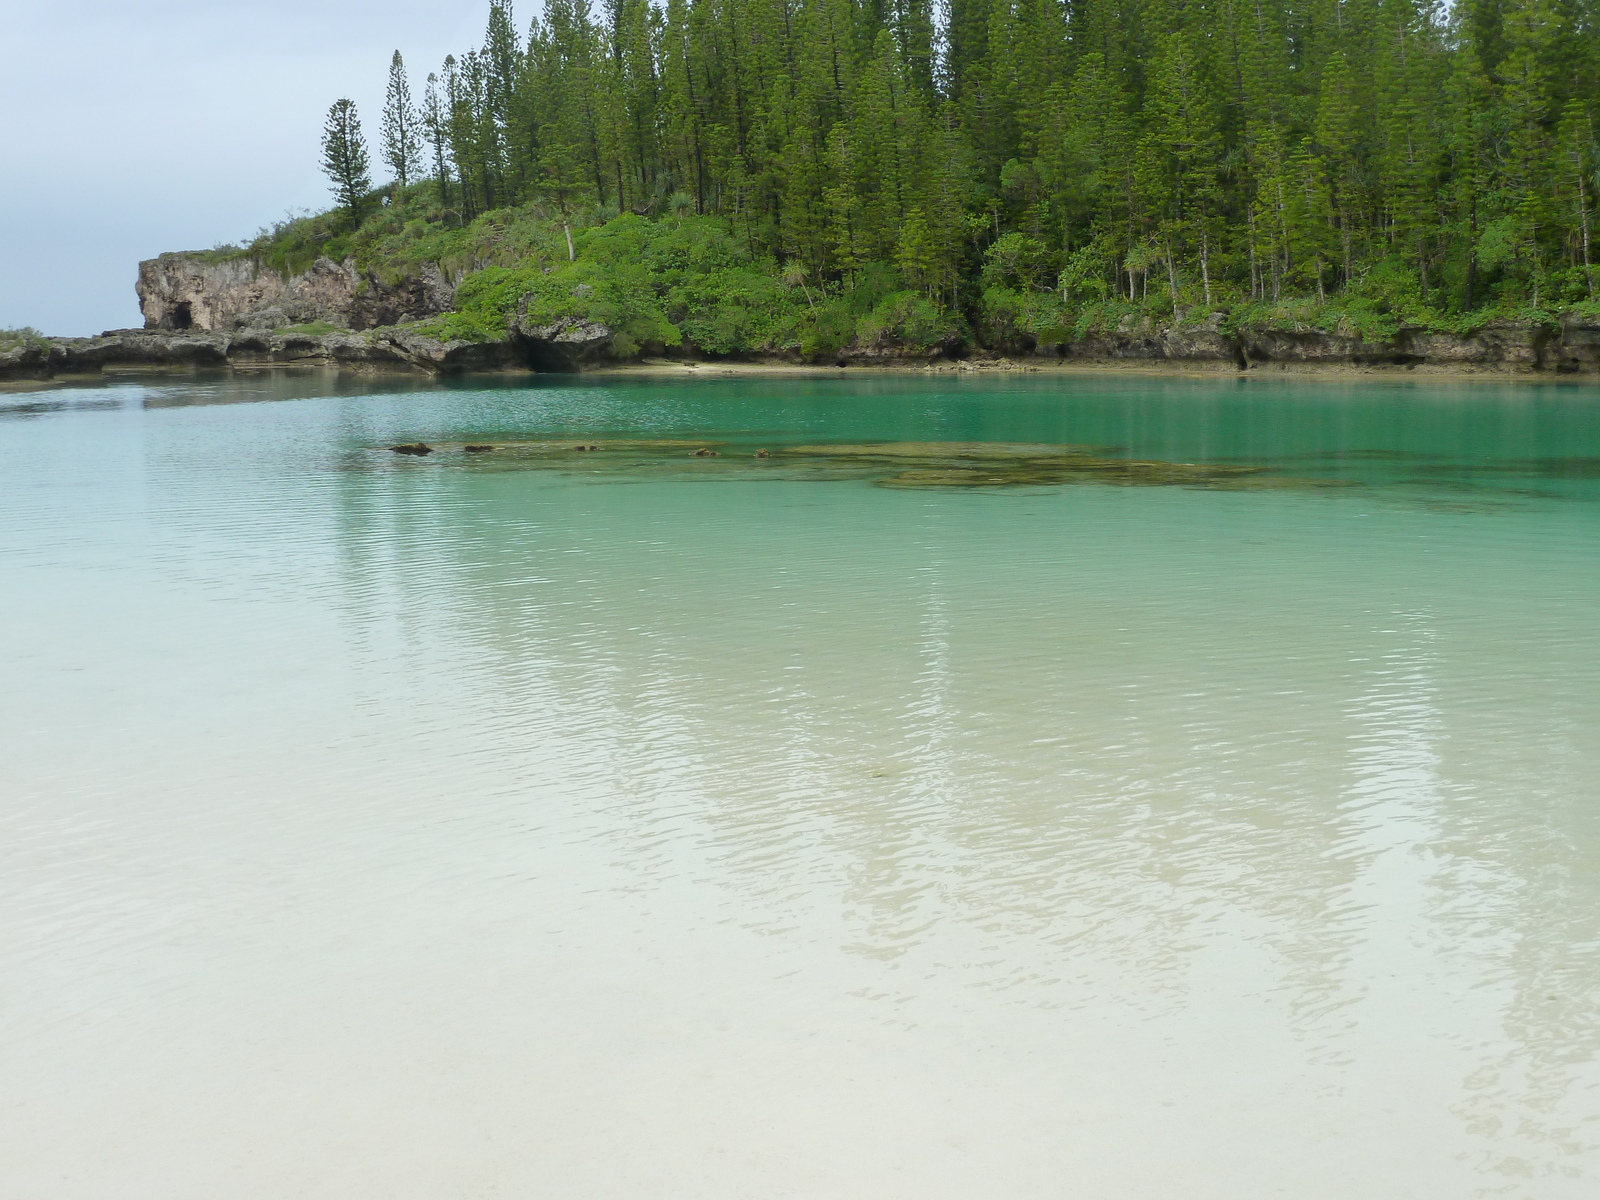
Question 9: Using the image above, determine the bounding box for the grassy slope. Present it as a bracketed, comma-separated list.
[213, 185, 1600, 359]
[214, 187, 957, 358]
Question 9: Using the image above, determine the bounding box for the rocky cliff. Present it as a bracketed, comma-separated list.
[136, 252, 454, 332]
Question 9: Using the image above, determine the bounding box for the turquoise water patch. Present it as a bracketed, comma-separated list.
[3, 372, 1599, 1198]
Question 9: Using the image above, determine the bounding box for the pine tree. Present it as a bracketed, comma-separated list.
[381, 51, 422, 189]
[1136, 33, 1224, 305]
[422, 72, 454, 214]
[1315, 51, 1362, 285]
[320, 99, 372, 219]
[896, 207, 939, 299]
[1557, 100, 1597, 298]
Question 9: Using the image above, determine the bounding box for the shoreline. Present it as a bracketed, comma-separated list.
[589, 356, 1600, 385]
[9, 315, 1600, 390]
[9, 351, 1600, 392]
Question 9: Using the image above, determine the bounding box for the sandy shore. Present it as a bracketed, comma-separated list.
[587, 355, 1593, 386]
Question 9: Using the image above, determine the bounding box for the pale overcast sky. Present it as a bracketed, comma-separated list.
[1, 2, 495, 335]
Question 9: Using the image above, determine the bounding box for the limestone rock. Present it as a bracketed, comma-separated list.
[373, 326, 518, 373]
[1553, 313, 1600, 372]
[1, 329, 232, 379]
[136, 253, 455, 333]
[511, 298, 614, 369]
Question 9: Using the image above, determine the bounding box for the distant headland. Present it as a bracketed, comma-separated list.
[8, 0, 1600, 382]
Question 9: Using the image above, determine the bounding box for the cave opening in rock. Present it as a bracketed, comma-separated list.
[169, 302, 193, 331]
[510, 330, 579, 372]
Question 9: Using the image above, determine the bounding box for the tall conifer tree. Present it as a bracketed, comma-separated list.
[320, 99, 372, 219]
[381, 51, 422, 189]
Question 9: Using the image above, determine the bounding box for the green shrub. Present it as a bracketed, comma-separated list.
[0, 326, 49, 352]
[982, 287, 1075, 348]
[857, 291, 961, 352]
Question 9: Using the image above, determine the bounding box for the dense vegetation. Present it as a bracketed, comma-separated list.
[245, 0, 1600, 355]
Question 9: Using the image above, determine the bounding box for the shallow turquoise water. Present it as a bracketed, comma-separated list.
[3, 371, 1600, 1198]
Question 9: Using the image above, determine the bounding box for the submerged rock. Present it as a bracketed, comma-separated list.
[361, 436, 1438, 496]
[365, 437, 1360, 492]
[784, 441, 1112, 461]
[872, 459, 1268, 489]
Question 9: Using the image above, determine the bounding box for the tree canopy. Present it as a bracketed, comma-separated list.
[338, 0, 1600, 325]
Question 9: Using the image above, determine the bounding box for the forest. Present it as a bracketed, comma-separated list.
[257, 0, 1600, 355]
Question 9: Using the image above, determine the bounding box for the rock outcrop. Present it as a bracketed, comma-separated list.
[1023, 312, 1600, 375]
[510, 298, 615, 369]
[137, 253, 454, 332]
[0, 326, 522, 382]
[2, 330, 232, 379]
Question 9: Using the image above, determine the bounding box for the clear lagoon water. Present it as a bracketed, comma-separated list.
[3, 369, 1599, 1198]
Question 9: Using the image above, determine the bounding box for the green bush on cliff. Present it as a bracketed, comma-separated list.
[1, 327, 49, 350]
[415, 212, 818, 356]
[420, 267, 538, 342]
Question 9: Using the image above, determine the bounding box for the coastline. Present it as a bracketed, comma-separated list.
[9, 342, 1600, 391]
[10, 251, 1596, 389]
[591, 356, 1596, 384]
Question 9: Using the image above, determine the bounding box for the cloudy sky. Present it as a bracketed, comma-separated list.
[2, 2, 496, 335]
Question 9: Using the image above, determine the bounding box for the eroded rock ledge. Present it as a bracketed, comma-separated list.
[1038, 311, 1600, 374]
[7, 313, 1600, 383]
[0, 327, 512, 381]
